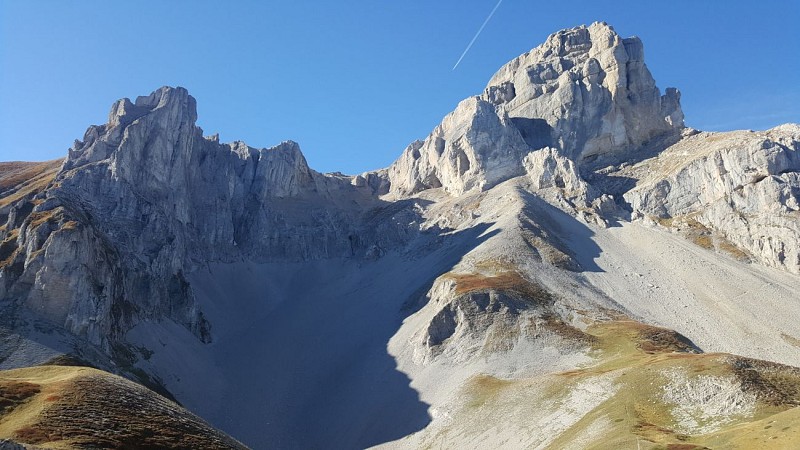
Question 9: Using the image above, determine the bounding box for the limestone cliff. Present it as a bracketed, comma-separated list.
[622, 125, 800, 273]
[485, 22, 683, 160]
[0, 24, 799, 449]
[0, 87, 412, 351]
[386, 22, 684, 198]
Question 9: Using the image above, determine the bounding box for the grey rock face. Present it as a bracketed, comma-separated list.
[387, 97, 531, 196]
[485, 22, 683, 161]
[523, 146, 595, 201]
[0, 87, 414, 350]
[623, 125, 800, 273]
[386, 22, 683, 199]
[0, 439, 36, 450]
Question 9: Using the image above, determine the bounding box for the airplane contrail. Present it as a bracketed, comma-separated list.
[452, 0, 504, 70]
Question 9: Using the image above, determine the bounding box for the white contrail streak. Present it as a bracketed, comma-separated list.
[452, 0, 504, 70]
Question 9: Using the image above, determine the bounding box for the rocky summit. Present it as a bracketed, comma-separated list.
[1, 22, 800, 449]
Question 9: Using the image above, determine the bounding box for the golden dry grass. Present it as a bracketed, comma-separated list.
[691, 234, 713, 249]
[0, 159, 62, 208]
[455, 319, 800, 449]
[0, 161, 60, 191]
[0, 366, 246, 449]
[0, 228, 21, 269]
[444, 265, 552, 304]
[653, 215, 751, 261]
[26, 208, 62, 228]
[590, 321, 799, 447]
[717, 238, 750, 261]
[457, 320, 708, 449]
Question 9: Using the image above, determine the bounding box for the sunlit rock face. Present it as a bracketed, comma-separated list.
[1, 21, 800, 450]
[387, 22, 684, 199]
[485, 22, 683, 161]
[624, 124, 800, 274]
[387, 96, 532, 196]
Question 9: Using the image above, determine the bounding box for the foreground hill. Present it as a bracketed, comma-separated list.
[386, 320, 800, 449]
[0, 365, 245, 449]
[1, 22, 799, 449]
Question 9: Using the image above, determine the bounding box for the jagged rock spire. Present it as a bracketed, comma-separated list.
[485, 22, 683, 160]
[387, 22, 684, 197]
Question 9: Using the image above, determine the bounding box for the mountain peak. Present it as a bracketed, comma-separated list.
[2, 21, 800, 450]
[387, 22, 684, 198]
[485, 21, 683, 161]
[107, 86, 197, 129]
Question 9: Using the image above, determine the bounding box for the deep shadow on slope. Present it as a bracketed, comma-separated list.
[178, 223, 499, 450]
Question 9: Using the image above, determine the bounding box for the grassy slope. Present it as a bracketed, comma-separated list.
[0, 159, 63, 208]
[550, 321, 800, 449]
[0, 159, 64, 268]
[419, 320, 800, 450]
[0, 365, 246, 449]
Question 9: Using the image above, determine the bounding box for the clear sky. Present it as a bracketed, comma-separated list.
[1, 1, 798, 173]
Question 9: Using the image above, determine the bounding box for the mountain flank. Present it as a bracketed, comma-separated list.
[1, 22, 799, 449]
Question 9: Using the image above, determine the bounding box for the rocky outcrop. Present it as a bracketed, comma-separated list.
[485, 22, 683, 161]
[624, 125, 800, 273]
[0, 87, 417, 350]
[386, 22, 683, 199]
[523, 146, 598, 208]
[387, 97, 531, 196]
[415, 269, 593, 365]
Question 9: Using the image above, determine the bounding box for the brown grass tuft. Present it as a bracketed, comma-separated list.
[0, 228, 21, 269]
[26, 209, 61, 228]
[445, 269, 552, 305]
[665, 444, 711, 450]
[12, 371, 245, 449]
[42, 354, 95, 368]
[717, 238, 750, 261]
[729, 357, 800, 406]
[540, 313, 596, 344]
[637, 326, 699, 354]
[691, 234, 713, 249]
[0, 381, 41, 414]
[13, 425, 54, 443]
[0, 159, 62, 207]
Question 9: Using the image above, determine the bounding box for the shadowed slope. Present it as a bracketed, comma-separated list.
[129, 223, 499, 449]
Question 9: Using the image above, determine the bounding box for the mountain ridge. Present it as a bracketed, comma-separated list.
[1, 21, 799, 449]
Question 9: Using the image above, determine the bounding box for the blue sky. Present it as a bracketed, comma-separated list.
[1, 1, 798, 173]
